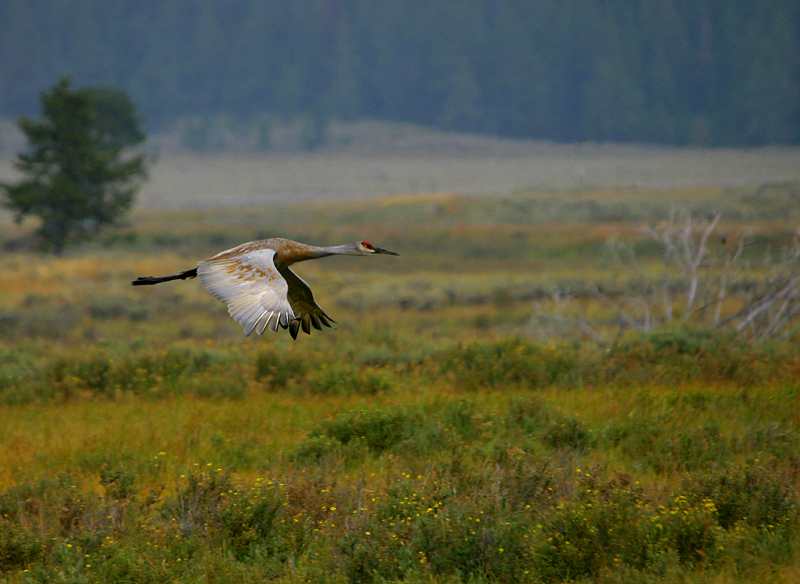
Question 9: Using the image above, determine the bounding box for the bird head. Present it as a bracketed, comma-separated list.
[356, 241, 399, 256]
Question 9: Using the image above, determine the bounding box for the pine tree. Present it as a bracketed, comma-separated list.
[1, 77, 147, 254]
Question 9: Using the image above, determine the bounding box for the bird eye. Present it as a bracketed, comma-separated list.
[361, 241, 374, 249]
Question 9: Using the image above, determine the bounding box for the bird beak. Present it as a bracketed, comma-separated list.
[373, 246, 399, 256]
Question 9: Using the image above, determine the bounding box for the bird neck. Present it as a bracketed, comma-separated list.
[311, 244, 359, 258]
[282, 243, 357, 264]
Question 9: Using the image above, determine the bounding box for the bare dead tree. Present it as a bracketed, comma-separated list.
[645, 208, 721, 320]
[531, 208, 800, 343]
[719, 240, 800, 340]
[527, 289, 603, 342]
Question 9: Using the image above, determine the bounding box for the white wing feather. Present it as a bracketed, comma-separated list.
[197, 248, 295, 336]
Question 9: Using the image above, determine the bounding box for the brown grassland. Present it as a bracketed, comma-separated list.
[1, 138, 800, 583]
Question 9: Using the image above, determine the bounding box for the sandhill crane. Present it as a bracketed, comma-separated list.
[132, 238, 398, 339]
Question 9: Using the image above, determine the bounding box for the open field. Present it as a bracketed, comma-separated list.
[3, 121, 800, 210]
[1, 138, 800, 582]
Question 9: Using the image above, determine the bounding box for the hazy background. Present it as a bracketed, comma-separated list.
[1, 0, 798, 147]
[1, 0, 799, 209]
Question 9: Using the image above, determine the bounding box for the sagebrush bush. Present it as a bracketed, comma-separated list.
[254, 348, 307, 388]
[499, 452, 560, 511]
[337, 476, 536, 583]
[312, 407, 420, 453]
[604, 418, 731, 473]
[506, 397, 594, 452]
[162, 469, 234, 537]
[742, 422, 800, 461]
[219, 485, 283, 561]
[0, 519, 43, 572]
[437, 337, 576, 390]
[540, 414, 594, 450]
[306, 362, 394, 396]
[533, 471, 725, 582]
[99, 465, 137, 501]
[24, 345, 247, 401]
[413, 500, 534, 582]
[678, 463, 797, 532]
[596, 328, 768, 387]
[659, 495, 724, 566]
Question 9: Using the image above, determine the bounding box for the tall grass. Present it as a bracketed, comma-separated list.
[1, 186, 799, 582]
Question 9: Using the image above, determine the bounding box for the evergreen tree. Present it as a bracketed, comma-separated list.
[1, 77, 147, 254]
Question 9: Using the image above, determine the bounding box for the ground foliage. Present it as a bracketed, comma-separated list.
[0, 188, 799, 582]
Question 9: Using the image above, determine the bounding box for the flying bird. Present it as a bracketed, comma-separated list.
[132, 238, 398, 339]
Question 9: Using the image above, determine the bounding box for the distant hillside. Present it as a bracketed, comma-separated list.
[1, 0, 798, 146]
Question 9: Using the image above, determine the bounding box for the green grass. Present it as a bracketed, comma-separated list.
[1, 185, 800, 582]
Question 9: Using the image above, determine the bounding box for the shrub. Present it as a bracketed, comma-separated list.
[533, 475, 664, 582]
[678, 464, 796, 531]
[220, 485, 283, 562]
[605, 419, 729, 473]
[253, 349, 307, 388]
[533, 471, 726, 581]
[48, 352, 114, 397]
[0, 519, 43, 572]
[658, 495, 723, 566]
[99, 465, 137, 501]
[505, 396, 548, 434]
[289, 435, 344, 464]
[312, 407, 420, 453]
[437, 338, 576, 391]
[162, 469, 233, 537]
[338, 478, 535, 583]
[506, 398, 593, 451]
[35, 346, 245, 401]
[597, 329, 757, 387]
[743, 422, 800, 461]
[540, 414, 593, 450]
[443, 399, 479, 438]
[413, 501, 534, 582]
[306, 363, 393, 396]
[338, 519, 411, 583]
[500, 453, 560, 511]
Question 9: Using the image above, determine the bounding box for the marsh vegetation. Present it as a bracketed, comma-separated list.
[1, 151, 800, 582]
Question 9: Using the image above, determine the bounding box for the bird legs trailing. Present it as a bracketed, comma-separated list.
[132, 268, 198, 286]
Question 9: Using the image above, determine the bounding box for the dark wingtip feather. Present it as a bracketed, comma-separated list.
[289, 319, 301, 340]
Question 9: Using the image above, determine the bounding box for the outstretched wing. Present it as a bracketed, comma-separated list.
[279, 266, 336, 339]
[198, 248, 295, 336]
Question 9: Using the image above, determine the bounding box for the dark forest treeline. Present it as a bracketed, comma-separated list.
[1, 0, 798, 145]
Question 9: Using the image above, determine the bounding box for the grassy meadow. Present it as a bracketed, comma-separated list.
[1, 147, 800, 582]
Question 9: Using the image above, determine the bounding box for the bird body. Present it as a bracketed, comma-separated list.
[132, 238, 397, 339]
